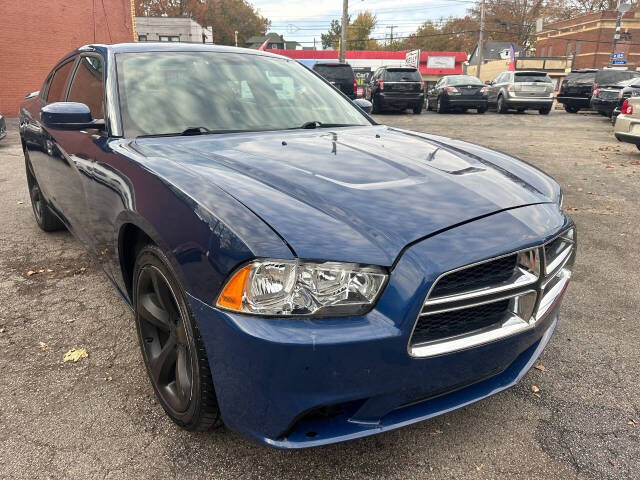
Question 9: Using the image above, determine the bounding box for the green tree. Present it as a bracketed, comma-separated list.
[134, 0, 270, 46]
[320, 19, 343, 49]
[348, 12, 379, 50]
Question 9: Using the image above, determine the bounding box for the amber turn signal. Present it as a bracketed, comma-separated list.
[216, 264, 252, 311]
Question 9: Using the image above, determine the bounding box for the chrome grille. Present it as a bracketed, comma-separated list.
[409, 228, 576, 358]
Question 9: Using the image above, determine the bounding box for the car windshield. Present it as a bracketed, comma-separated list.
[385, 69, 421, 81]
[313, 64, 354, 80]
[116, 52, 370, 137]
[515, 72, 551, 83]
[446, 75, 483, 86]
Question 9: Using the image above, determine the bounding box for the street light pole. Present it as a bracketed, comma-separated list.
[476, 0, 486, 80]
[234, 30, 238, 48]
[610, 1, 631, 67]
[340, 0, 348, 63]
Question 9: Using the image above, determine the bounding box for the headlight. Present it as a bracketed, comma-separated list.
[216, 260, 388, 316]
[558, 188, 564, 207]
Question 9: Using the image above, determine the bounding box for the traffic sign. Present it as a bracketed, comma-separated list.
[613, 52, 625, 59]
[612, 59, 627, 65]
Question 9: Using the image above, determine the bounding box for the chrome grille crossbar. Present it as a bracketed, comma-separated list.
[409, 228, 575, 358]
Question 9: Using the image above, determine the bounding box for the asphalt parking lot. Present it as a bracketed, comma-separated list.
[1, 109, 639, 480]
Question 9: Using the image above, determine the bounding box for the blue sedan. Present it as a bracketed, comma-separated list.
[19, 43, 576, 448]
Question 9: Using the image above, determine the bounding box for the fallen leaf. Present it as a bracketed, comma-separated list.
[577, 188, 583, 192]
[37, 342, 48, 351]
[430, 429, 443, 435]
[573, 162, 578, 166]
[565, 206, 579, 212]
[62, 348, 88, 363]
[533, 393, 541, 398]
[531, 385, 540, 393]
[26, 270, 36, 277]
[46, 269, 53, 273]
[38, 268, 45, 273]
[605, 165, 614, 168]
[628, 419, 637, 426]
[0, 327, 5, 333]
[631, 161, 640, 165]
[476, 464, 484, 471]
[534, 364, 546, 372]
[17, 201, 23, 205]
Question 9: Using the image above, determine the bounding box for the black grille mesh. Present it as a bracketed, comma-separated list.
[411, 299, 510, 345]
[429, 254, 517, 298]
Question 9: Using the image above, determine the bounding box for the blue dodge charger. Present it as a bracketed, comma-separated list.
[19, 43, 576, 448]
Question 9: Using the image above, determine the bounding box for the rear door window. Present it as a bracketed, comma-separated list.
[46, 60, 76, 103]
[515, 72, 552, 83]
[67, 56, 105, 118]
[385, 69, 421, 82]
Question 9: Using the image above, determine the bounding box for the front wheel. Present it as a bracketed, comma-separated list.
[413, 103, 423, 114]
[477, 107, 487, 114]
[564, 104, 579, 113]
[635, 144, 640, 151]
[436, 96, 447, 114]
[539, 106, 552, 115]
[28, 181, 65, 232]
[134, 244, 221, 431]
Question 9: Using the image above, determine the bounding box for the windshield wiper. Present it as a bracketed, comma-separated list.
[180, 126, 213, 136]
[297, 121, 359, 129]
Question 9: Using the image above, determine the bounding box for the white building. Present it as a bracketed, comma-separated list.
[135, 16, 213, 43]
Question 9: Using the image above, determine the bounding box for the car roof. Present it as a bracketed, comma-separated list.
[61, 42, 288, 61]
[314, 62, 352, 66]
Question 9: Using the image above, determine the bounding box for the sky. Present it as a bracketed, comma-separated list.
[251, 0, 474, 48]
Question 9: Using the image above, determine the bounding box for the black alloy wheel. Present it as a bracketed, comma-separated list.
[27, 175, 64, 232]
[134, 245, 220, 431]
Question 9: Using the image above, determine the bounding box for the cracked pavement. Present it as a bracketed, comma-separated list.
[0, 110, 639, 479]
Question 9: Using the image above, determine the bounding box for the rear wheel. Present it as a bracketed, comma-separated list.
[372, 96, 382, 114]
[413, 103, 423, 114]
[497, 95, 508, 113]
[477, 107, 487, 114]
[539, 106, 552, 115]
[564, 104, 579, 113]
[134, 244, 221, 431]
[636, 144, 640, 151]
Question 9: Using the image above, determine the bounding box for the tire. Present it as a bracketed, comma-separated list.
[636, 144, 640, 151]
[426, 99, 432, 111]
[564, 104, 579, 114]
[413, 103, 423, 114]
[27, 172, 65, 232]
[372, 96, 382, 114]
[436, 96, 447, 114]
[477, 107, 487, 114]
[497, 95, 508, 114]
[517, 108, 526, 113]
[539, 106, 552, 115]
[133, 244, 221, 431]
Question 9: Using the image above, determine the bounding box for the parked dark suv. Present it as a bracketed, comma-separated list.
[312, 62, 357, 99]
[368, 66, 425, 114]
[558, 69, 640, 113]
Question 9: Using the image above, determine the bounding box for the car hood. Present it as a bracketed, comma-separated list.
[134, 125, 559, 266]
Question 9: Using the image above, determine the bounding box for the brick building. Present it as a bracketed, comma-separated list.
[0, 1, 136, 116]
[536, 10, 640, 70]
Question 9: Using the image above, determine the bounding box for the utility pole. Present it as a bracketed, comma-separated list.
[386, 25, 398, 46]
[476, 0, 486, 80]
[610, 1, 631, 67]
[340, 0, 348, 63]
[234, 30, 238, 47]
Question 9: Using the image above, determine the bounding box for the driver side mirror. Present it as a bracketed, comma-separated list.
[41, 102, 105, 130]
[485, 81, 493, 86]
[353, 98, 373, 114]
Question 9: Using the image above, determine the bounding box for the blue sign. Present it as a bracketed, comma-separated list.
[613, 52, 625, 59]
[613, 59, 627, 65]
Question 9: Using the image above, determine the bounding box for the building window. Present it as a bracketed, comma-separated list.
[159, 35, 180, 42]
[138, 35, 147, 42]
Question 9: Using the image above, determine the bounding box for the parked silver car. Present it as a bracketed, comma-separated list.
[486, 71, 554, 115]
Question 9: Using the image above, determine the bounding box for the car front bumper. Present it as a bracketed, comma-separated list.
[190, 204, 573, 448]
[614, 113, 640, 144]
